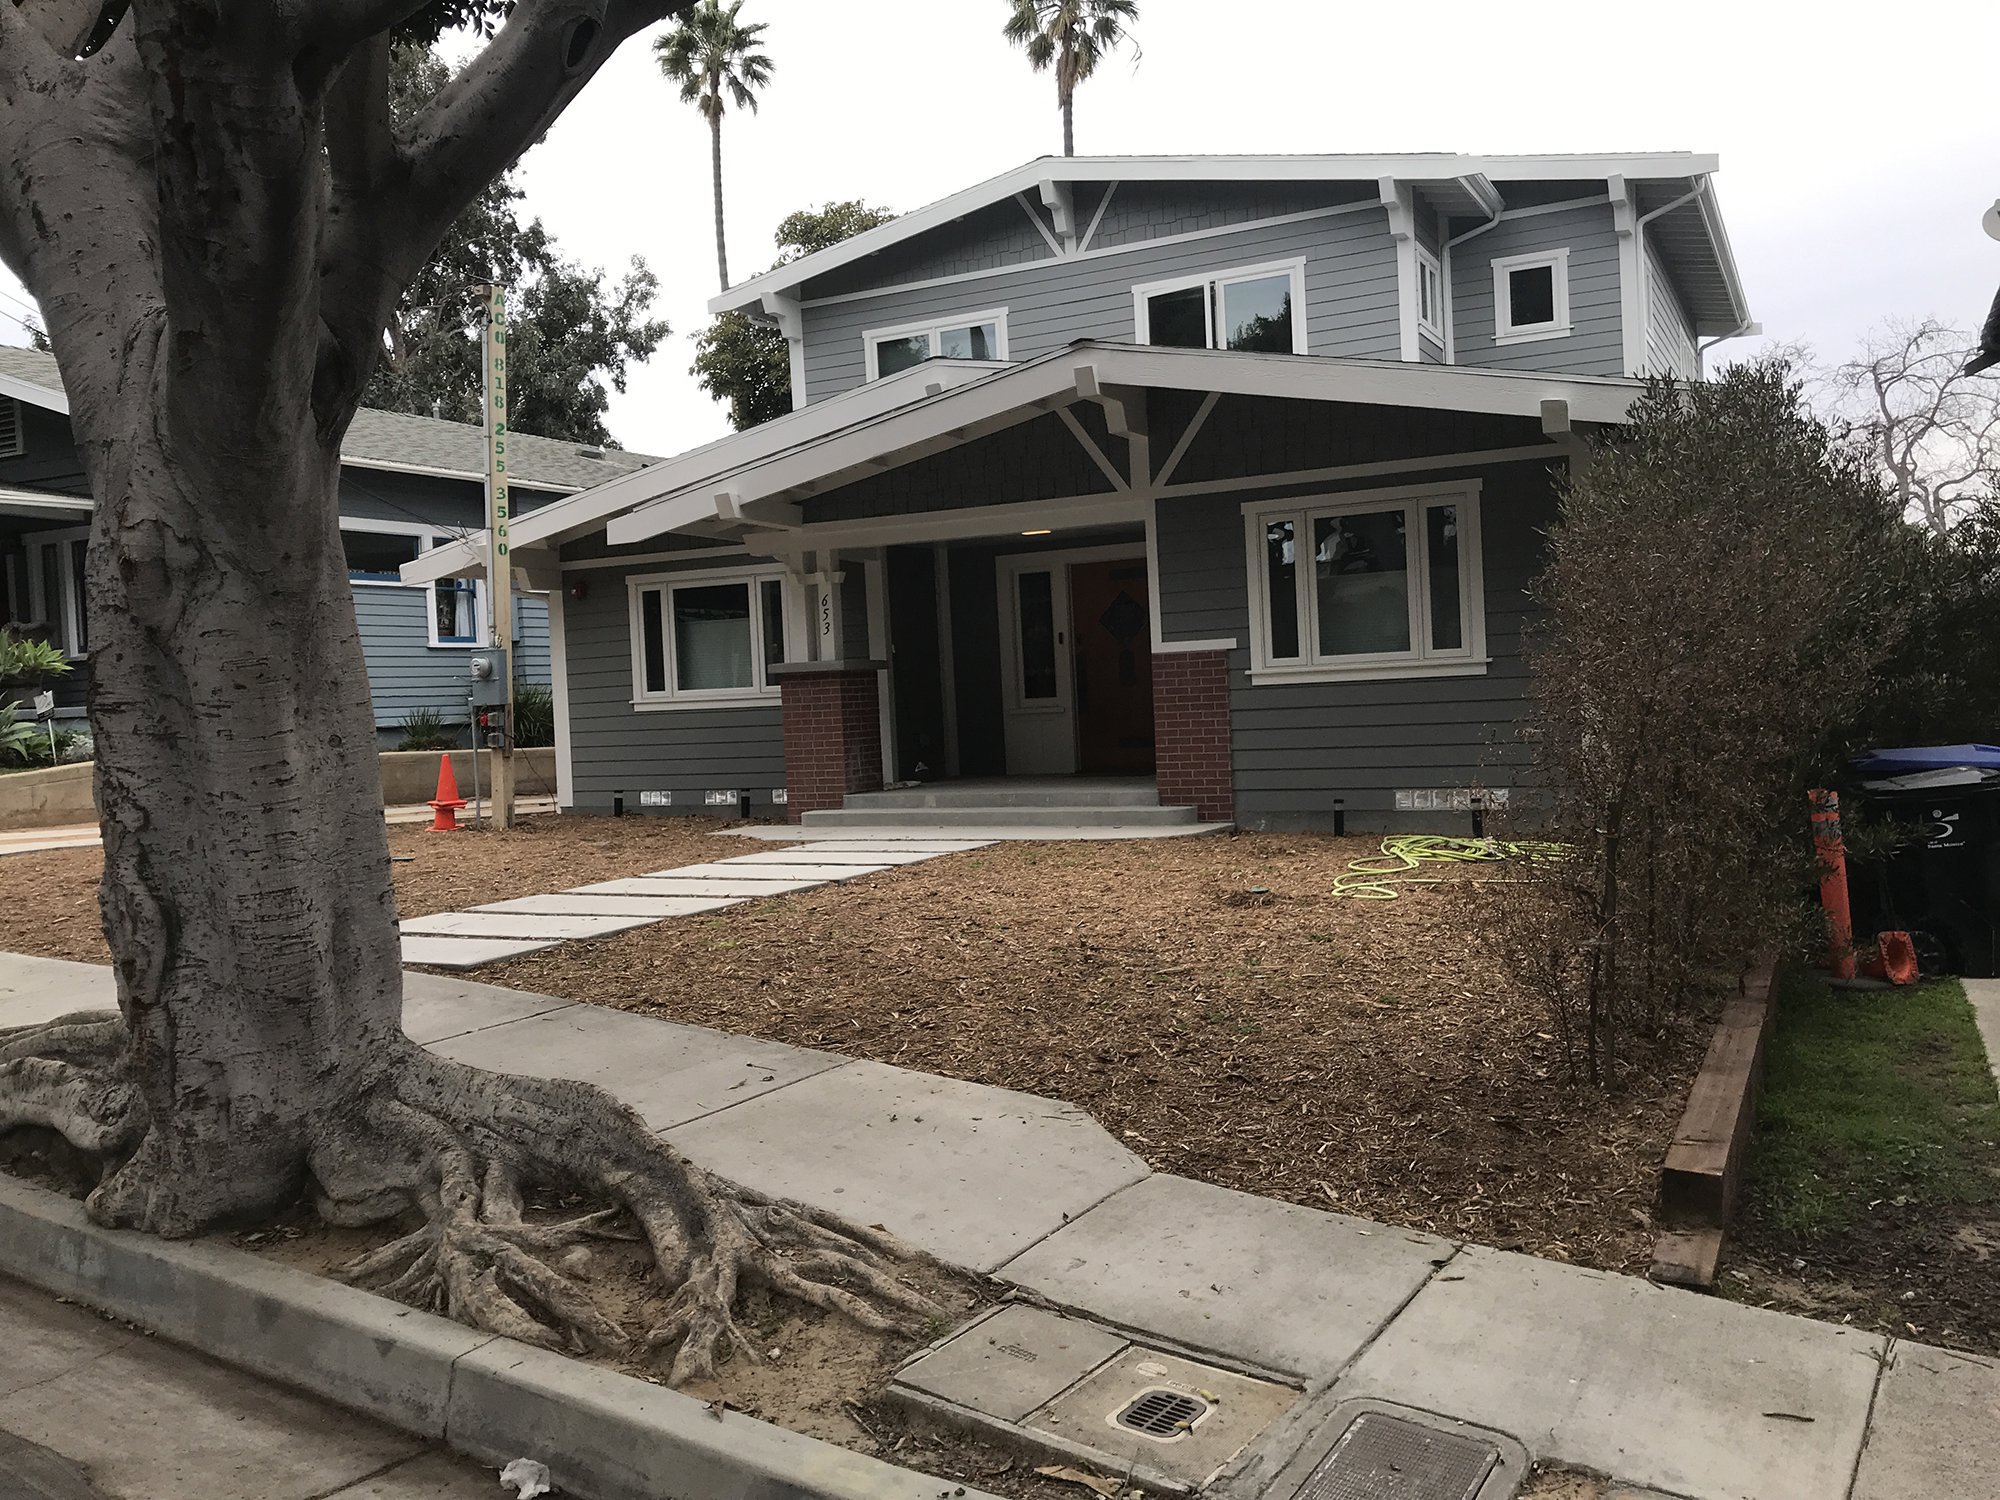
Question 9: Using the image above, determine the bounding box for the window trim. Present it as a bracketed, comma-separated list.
[1240, 480, 1488, 685]
[1491, 248, 1572, 345]
[339, 518, 491, 650]
[626, 565, 795, 711]
[862, 308, 1010, 382]
[1415, 246, 1444, 345]
[1131, 257, 1310, 356]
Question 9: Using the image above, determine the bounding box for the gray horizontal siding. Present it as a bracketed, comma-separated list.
[351, 585, 551, 733]
[561, 554, 786, 816]
[1643, 242, 1697, 379]
[1154, 458, 1561, 828]
[800, 208, 1401, 404]
[805, 198, 1058, 300]
[1450, 201, 1626, 378]
[1087, 182, 1365, 249]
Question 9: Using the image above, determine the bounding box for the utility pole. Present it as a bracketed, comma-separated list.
[481, 284, 516, 830]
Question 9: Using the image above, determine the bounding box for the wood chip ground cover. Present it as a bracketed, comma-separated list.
[0, 816, 1699, 1272]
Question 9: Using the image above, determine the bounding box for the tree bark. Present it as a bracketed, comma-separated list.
[711, 112, 729, 291]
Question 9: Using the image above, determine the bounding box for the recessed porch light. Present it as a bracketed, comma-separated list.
[1021, 528, 1053, 536]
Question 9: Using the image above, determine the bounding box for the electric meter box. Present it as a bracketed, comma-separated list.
[468, 649, 511, 709]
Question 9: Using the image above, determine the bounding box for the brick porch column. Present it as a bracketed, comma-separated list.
[1153, 649, 1235, 823]
[774, 662, 885, 823]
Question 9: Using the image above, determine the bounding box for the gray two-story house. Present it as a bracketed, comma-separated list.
[408, 153, 1752, 830]
[0, 346, 656, 750]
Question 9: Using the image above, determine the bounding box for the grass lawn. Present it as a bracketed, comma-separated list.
[1727, 967, 2000, 1352]
[0, 818, 1708, 1274]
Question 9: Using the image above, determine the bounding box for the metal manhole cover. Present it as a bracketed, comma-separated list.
[1294, 1411, 1499, 1500]
[1113, 1387, 1209, 1440]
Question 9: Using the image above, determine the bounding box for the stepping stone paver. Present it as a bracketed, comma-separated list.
[400, 912, 658, 942]
[430, 1005, 842, 1130]
[397, 935, 556, 970]
[1334, 1243, 1886, 1500]
[672, 861, 890, 883]
[473, 893, 737, 918]
[574, 876, 822, 899]
[664, 1059, 1150, 1271]
[721, 850, 941, 867]
[1001, 1172, 1456, 1380]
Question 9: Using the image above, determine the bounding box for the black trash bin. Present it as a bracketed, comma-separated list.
[1844, 745, 2000, 978]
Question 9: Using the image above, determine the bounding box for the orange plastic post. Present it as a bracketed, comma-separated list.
[1809, 788, 1855, 980]
[429, 754, 467, 832]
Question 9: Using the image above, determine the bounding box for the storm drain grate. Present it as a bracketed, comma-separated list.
[1294, 1411, 1499, 1500]
[1113, 1388, 1209, 1440]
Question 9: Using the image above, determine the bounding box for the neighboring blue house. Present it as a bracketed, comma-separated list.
[0, 345, 656, 747]
[408, 152, 1756, 831]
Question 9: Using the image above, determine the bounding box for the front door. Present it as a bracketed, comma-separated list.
[1070, 558, 1155, 775]
[997, 554, 1076, 774]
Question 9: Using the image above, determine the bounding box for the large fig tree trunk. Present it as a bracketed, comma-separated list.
[0, 0, 939, 1384]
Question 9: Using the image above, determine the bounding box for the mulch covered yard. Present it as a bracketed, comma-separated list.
[0, 816, 1704, 1272]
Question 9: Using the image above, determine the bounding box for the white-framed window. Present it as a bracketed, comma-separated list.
[863, 309, 1008, 381]
[628, 567, 794, 709]
[1132, 259, 1308, 356]
[1243, 481, 1487, 683]
[340, 519, 489, 649]
[1416, 248, 1444, 344]
[21, 526, 88, 659]
[1491, 249, 1571, 344]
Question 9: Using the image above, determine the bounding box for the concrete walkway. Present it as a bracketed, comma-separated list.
[398, 837, 992, 971]
[1965, 978, 2000, 1097]
[0, 1266, 496, 1499]
[1, 952, 1991, 1500]
[0, 799, 560, 859]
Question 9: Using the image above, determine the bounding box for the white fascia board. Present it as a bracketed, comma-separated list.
[711, 153, 1725, 315]
[0, 373, 68, 414]
[1693, 180, 1753, 330]
[607, 345, 1644, 548]
[428, 359, 1004, 573]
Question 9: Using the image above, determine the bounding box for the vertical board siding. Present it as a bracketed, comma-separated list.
[1449, 201, 1626, 378]
[1643, 242, 1698, 378]
[1153, 460, 1562, 827]
[800, 208, 1401, 404]
[559, 555, 785, 815]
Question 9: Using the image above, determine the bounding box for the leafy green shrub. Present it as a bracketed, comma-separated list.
[397, 707, 457, 753]
[511, 681, 555, 748]
[0, 628, 70, 766]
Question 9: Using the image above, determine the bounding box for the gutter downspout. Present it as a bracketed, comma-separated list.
[1441, 207, 1504, 365]
[1629, 177, 1711, 375]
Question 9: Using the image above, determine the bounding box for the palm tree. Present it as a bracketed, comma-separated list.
[1002, 0, 1139, 158]
[657, 0, 775, 292]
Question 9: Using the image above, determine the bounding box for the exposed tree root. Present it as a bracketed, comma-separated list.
[0, 1015, 943, 1386]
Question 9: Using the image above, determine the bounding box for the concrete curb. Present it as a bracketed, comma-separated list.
[0, 1174, 995, 1500]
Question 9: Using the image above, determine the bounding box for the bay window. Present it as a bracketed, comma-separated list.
[865, 311, 1008, 380]
[1133, 260, 1308, 356]
[630, 569, 792, 707]
[1245, 482, 1486, 681]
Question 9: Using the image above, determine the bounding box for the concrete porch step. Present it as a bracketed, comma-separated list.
[848, 781, 1161, 810]
[801, 804, 1200, 829]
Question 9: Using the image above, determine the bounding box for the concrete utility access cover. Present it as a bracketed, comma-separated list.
[1292, 1411, 1498, 1500]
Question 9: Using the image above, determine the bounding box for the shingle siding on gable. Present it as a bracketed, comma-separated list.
[1642, 242, 1698, 379]
[799, 206, 1401, 404]
[1449, 200, 1626, 378]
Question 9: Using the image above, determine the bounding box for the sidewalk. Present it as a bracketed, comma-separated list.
[1, 953, 1989, 1500]
[0, 800, 561, 859]
[0, 1266, 494, 1498]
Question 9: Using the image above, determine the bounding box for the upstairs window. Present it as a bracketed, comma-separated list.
[342, 521, 489, 649]
[342, 529, 422, 583]
[1133, 261, 1307, 356]
[630, 570, 791, 707]
[1416, 249, 1444, 343]
[865, 311, 1008, 380]
[1492, 249, 1571, 344]
[1244, 483, 1487, 682]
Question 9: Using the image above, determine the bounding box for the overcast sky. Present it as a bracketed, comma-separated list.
[2, 0, 1994, 459]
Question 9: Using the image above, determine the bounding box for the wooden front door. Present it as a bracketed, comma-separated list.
[1069, 558, 1155, 775]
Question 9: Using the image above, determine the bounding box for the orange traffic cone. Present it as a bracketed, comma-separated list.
[429, 754, 468, 832]
[1860, 930, 1920, 986]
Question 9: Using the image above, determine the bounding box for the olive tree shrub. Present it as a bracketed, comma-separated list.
[1494, 364, 1913, 1082]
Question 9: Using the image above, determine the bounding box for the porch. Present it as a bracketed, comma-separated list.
[0, 487, 93, 719]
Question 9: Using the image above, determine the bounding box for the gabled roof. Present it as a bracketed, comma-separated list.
[403, 341, 1645, 584]
[711, 151, 1734, 317]
[0, 345, 662, 493]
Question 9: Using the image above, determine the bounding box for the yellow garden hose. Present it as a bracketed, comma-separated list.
[1329, 834, 1564, 900]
